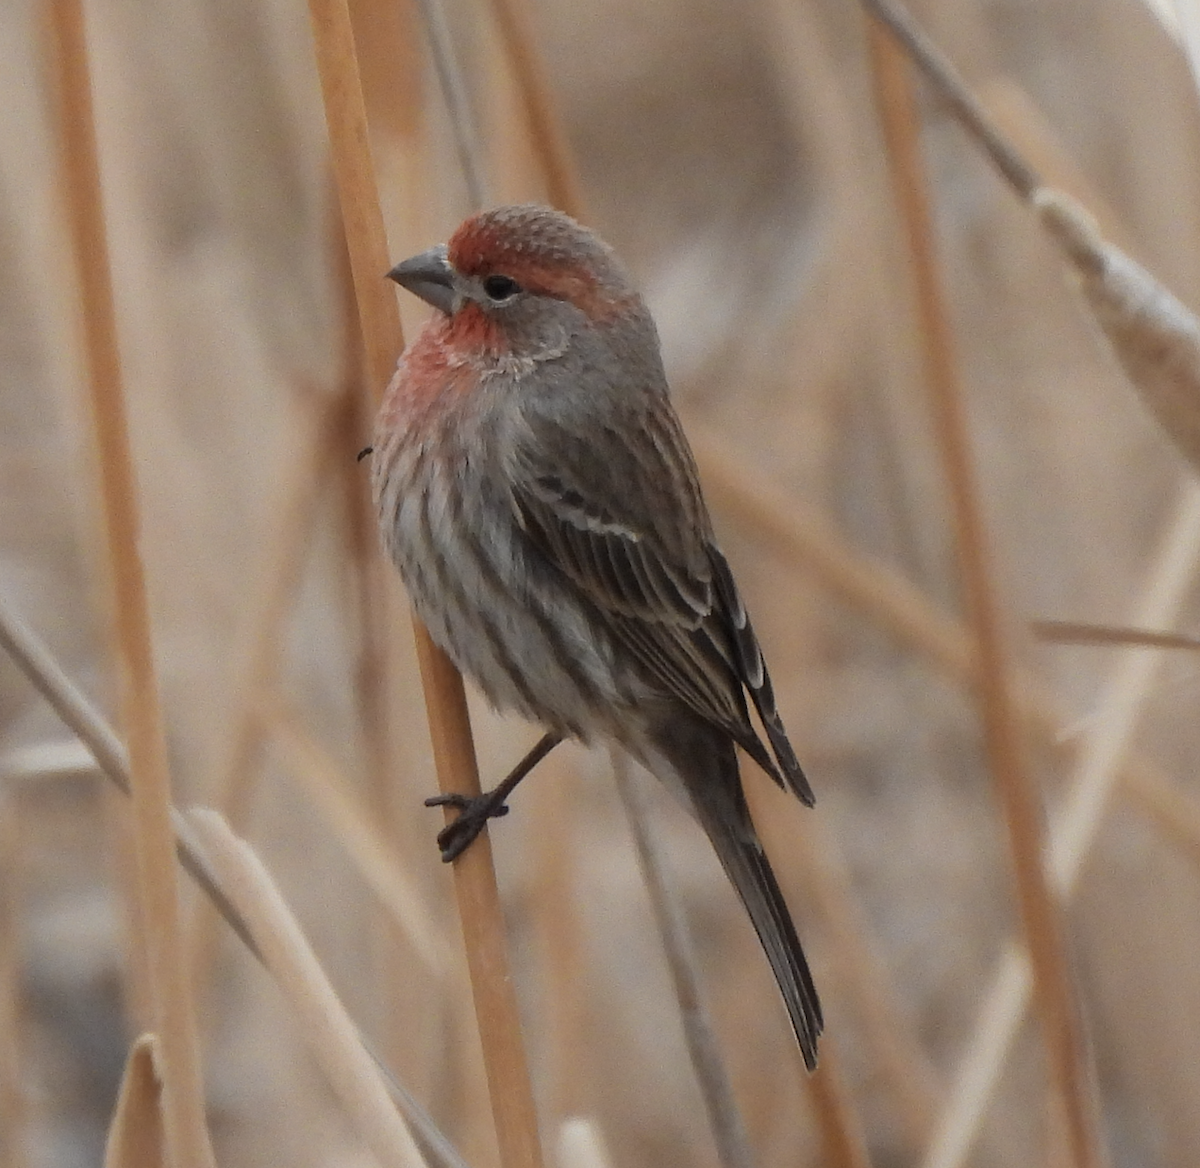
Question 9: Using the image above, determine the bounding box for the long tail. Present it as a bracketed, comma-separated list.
[649, 716, 823, 1069]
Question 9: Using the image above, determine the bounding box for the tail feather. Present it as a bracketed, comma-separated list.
[650, 718, 823, 1069]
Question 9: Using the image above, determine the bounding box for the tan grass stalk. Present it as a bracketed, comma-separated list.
[485, 0, 586, 217]
[865, 19, 1103, 1168]
[410, 0, 490, 208]
[864, 0, 1200, 479]
[802, 1040, 872, 1168]
[190, 385, 345, 989]
[185, 809, 429, 1168]
[923, 482, 1200, 1168]
[0, 789, 26, 1168]
[47, 3, 215, 1163]
[305, 3, 545, 1165]
[610, 753, 755, 1168]
[205, 385, 345, 823]
[0, 599, 465, 1166]
[260, 694, 451, 977]
[104, 1035, 165, 1168]
[1033, 620, 1200, 650]
[0, 740, 96, 783]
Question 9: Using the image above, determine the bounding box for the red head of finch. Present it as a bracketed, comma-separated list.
[371, 204, 822, 1068]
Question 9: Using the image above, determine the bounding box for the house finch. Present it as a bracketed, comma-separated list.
[371, 204, 822, 1068]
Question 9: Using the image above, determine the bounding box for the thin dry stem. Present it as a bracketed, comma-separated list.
[611, 753, 755, 1168]
[485, 0, 587, 217]
[304, 3, 545, 1165]
[48, 3, 215, 1162]
[185, 810, 429, 1168]
[411, 0, 490, 207]
[859, 0, 1039, 199]
[0, 599, 465, 1168]
[104, 1035, 165, 1168]
[1033, 620, 1200, 651]
[864, 0, 1200, 482]
[190, 386, 345, 990]
[802, 1040, 872, 1168]
[260, 694, 451, 977]
[866, 20, 1103, 1168]
[923, 482, 1200, 1168]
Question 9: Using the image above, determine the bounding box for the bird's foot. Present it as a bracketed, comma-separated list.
[424, 791, 511, 862]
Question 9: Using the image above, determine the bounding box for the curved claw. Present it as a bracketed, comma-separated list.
[425, 792, 469, 810]
[427, 792, 511, 862]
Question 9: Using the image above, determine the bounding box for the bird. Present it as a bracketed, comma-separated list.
[370, 204, 822, 1069]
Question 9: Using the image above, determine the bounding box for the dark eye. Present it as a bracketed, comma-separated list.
[482, 274, 521, 302]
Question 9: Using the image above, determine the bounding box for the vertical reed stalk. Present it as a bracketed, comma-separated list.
[47, 2, 215, 1163]
[612, 755, 755, 1168]
[865, 18, 1103, 1168]
[305, 2, 545, 1165]
[484, 0, 587, 218]
[803, 1040, 872, 1168]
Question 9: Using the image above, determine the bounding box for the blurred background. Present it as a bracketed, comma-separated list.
[3, 0, 1200, 1164]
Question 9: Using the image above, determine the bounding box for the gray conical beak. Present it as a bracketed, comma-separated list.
[387, 245, 457, 315]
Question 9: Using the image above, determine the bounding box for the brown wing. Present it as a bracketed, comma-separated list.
[508, 406, 810, 801]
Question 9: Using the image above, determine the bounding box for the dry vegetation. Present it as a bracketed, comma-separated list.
[3, 0, 1200, 1165]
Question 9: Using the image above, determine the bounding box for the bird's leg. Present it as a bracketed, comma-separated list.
[425, 731, 562, 862]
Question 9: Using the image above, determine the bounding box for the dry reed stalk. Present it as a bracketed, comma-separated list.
[0, 599, 466, 1162]
[865, 0, 1200, 480]
[1033, 621, 1200, 650]
[305, 3, 545, 1165]
[923, 481, 1200, 1168]
[610, 753, 755, 1168]
[975, 80, 1138, 255]
[0, 789, 26, 1168]
[189, 386, 345, 984]
[0, 599, 256, 956]
[484, 0, 586, 217]
[185, 810, 431, 1168]
[802, 1039, 872, 1168]
[0, 740, 95, 783]
[104, 1035, 165, 1168]
[865, 18, 1103, 1168]
[410, 0, 490, 208]
[260, 693, 451, 977]
[47, 2, 215, 1163]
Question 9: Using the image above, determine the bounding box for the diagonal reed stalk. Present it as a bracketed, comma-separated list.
[0, 596, 467, 1168]
[304, 2, 545, 1166]
[864, 16, 1104, 1168]
[187, 810, 430, 1168]
[47, 2, 216, 1163]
